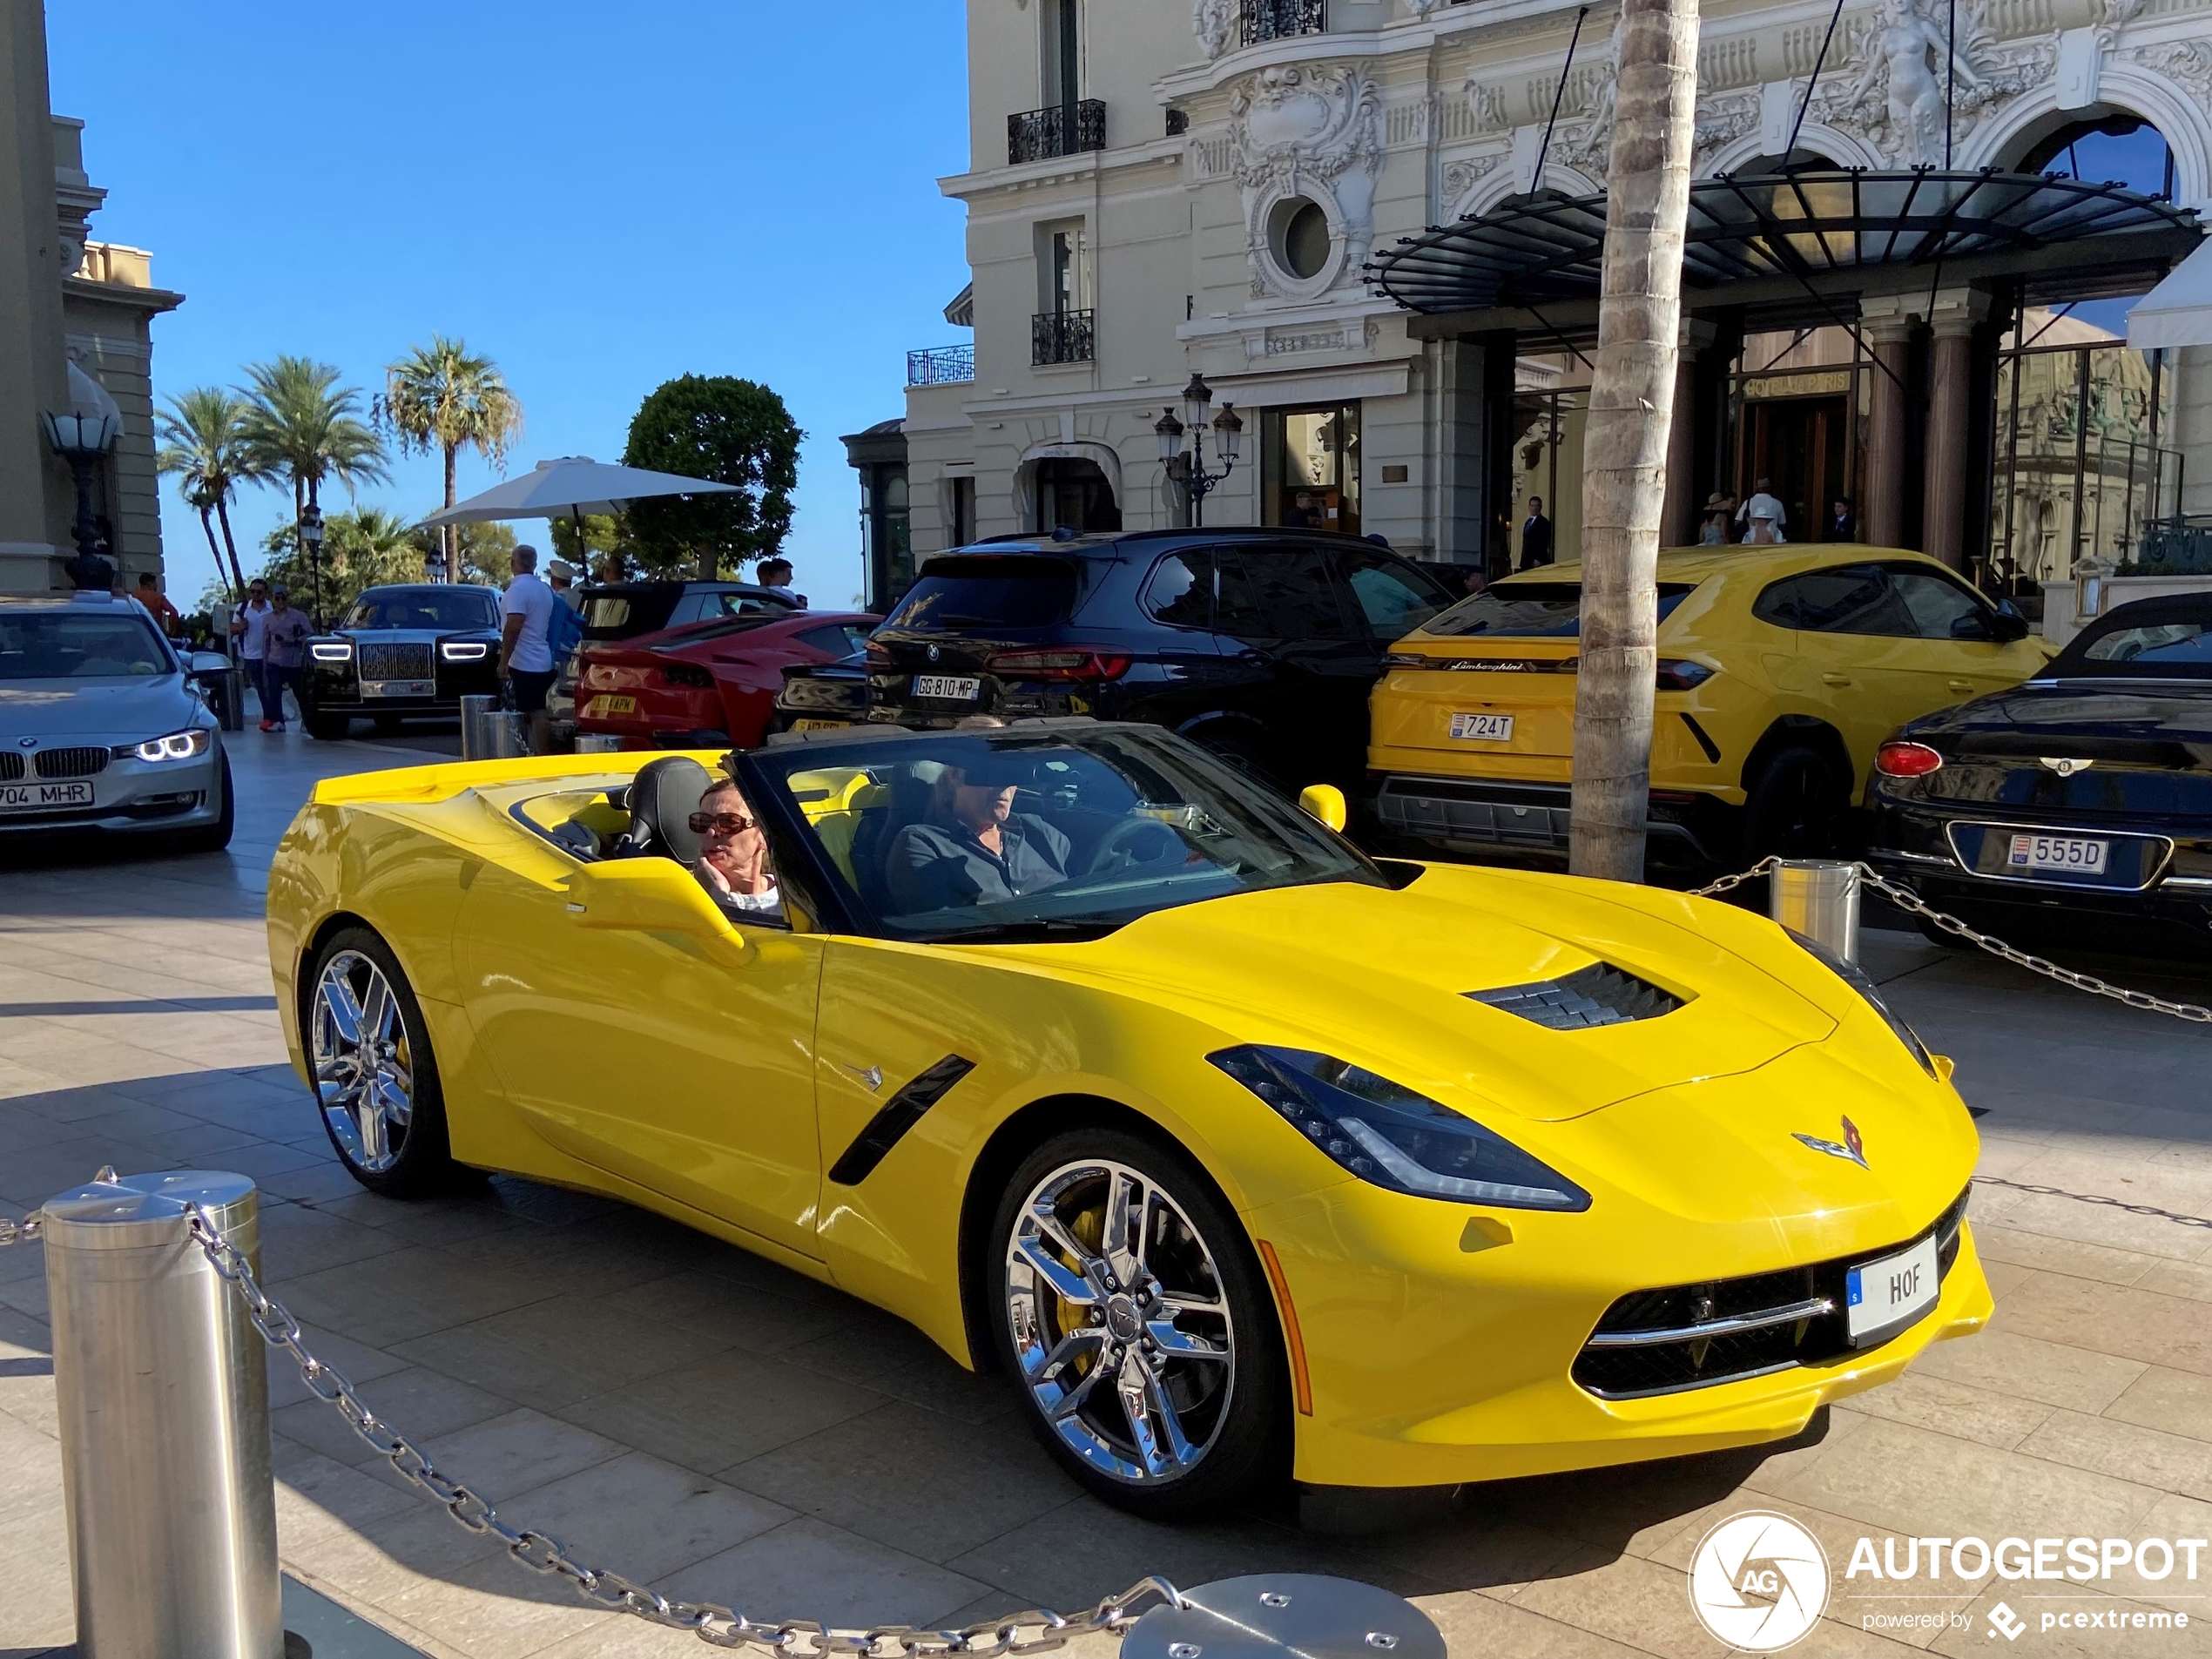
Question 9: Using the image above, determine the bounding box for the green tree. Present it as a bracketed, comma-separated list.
[256, 507, 425, 621]
[239, 356, 390, 612]
[155, 388, 260, 600]
[409, 518, 516, 589]
[549, 510, 632, 580]
[622, 375, 802, 581]
[380, 337, 523, 583]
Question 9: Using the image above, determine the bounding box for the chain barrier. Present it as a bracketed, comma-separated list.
[0, 1214, 39, 1248]
[1969, 1174, 2212, 1231]
[182, 1207, 1181, 1656]
[1692, 858, 2212, 1025]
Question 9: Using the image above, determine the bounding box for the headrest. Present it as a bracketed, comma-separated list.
[627, 755, 714, 865]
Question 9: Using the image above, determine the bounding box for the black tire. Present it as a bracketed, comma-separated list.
[303, 709, 352, 741]
[175, 754, 236, 853]
[1742, 745, 1846, 861]
[372, 714, 403, 737]
[302, 927, 461, 1198]
[987, 1126, 1287, 1518]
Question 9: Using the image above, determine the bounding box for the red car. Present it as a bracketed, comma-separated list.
[575, 609, 879, 751]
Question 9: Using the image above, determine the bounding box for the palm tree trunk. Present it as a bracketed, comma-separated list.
[214, 495, 247, 600]
[442, 442, 458, 583]
[197, 505, 230, 599]
[696, 543, 718, 583]
[1568, 0, 1701, 884]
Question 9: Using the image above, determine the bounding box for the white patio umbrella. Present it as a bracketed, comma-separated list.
[420, 455, 741, 577]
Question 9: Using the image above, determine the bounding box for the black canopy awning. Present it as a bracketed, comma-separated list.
[1370, 169, 2201, 328]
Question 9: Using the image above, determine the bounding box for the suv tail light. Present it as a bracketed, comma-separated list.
[1875, 740, 1945, 778]
[986, 648, 1132, 682]
[866, 641, 893, 666]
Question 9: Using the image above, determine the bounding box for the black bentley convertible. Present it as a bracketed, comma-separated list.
[1869, 592, 2212, 954]
[300, 584, 503, 740]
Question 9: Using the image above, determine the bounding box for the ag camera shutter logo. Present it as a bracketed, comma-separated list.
[1688, 1510, 1831, 1651]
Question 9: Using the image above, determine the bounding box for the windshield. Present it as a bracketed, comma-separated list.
[750, 725, 1382, 942]
[2049, 615, 2212, 678]
[0, 610, 172, 678]
[884, 558, 1080, 632]
[343, 588, 496, 631]
[1422, 582, 1697, 638]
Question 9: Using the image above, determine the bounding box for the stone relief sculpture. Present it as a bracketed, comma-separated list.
[1693, 91, 1763, 169]
[1807, 0, 2049, 165]
[1231, 64, 1385, 295]
[1841, 0, 1987, 163]
[1195, 0, 1237, 62]
[1443, 153, 1500, 213]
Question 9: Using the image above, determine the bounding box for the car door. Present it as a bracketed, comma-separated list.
[1882, 563, 2044, 705]
[1212, 543, 1372, 778]
[1753, 562, 1933, 775]
[453, 814, 827, 1258]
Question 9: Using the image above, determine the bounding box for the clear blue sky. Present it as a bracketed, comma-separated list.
[48, 0, 973, 608]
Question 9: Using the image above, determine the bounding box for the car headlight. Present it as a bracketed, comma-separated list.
[310, 642, 354, 662]
[1209, 1046, 1591, 1211]
[119, 728, 212, 764]
[1787, 929, 1939, 1079]
[441, 641, 489, 662]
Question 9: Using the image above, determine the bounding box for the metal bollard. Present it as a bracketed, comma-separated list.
[1770, 858, 1863, 963]
[575, 733, 624, 753]
[44, 1170, 283, 1659]
[461, 695, 526, 760]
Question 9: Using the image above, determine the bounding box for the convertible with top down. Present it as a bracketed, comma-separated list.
[266, 719, 1990, 1514]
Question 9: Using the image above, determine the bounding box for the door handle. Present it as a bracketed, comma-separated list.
[1821, 672, 1851, 687]
[1947, 679, 1976, 693]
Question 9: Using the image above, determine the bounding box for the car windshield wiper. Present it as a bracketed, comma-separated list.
[926, 919, 1123, 945]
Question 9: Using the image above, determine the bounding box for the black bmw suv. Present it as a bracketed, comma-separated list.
[778, 529, 1455, 786]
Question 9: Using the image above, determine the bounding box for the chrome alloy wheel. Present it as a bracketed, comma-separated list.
[1004, 1159, 1236, 1485]
[310, 950, 415, 1174]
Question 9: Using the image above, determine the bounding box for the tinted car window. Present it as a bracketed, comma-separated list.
[0, 610, 171, 678]
[1338, 550, 1450, 638]
[343, 589, 496, 631]
[1143, 551, 1213, 628]
[1423, 582, 1696, 637]
[1215, 547, 1352, 641]
[886, 557, 1079, 631]
[799, 624, 875, 656]
[1753, 564, 1914, 635]
[712, 592, 785, 620]
[2050, 613, 2212, 678]
[1887, 568, 1991, 640]
[583, 589, 683, 641]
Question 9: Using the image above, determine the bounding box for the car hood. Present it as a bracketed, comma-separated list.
[0, 675, 204, 741]
[968, 864, 1840, 1123]
[1908, 678, 2212, 745]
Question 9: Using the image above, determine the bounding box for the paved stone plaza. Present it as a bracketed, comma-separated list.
[2, 732, 2210, 1658]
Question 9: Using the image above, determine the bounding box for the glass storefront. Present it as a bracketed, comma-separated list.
[1508, 387, 1587, 569]
[1262, 404, 1361, 536]
[1727, 330, 1866, 545]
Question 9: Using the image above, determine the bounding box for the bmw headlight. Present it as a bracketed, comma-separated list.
[1788, 929, 1939, 1079]
[1210, 1046, 1591, 1211]
[120, 728, 212, 764]
[310, 642, 354, 663]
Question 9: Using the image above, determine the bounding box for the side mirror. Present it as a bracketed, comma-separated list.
[188, 651, 232, 676]
[562, 860, 751, 960]
[1298, 783, 1348, 833]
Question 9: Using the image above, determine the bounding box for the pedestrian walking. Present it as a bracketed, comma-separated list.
[545, 560, 585, 672]
[231, 579, 275, 727]
[757, 556, 809, 610]
[498, 544, 559, 756]
[260, 587, 313, 732]
[1737, 477, 1788, 544]
[1828, 497, 1857, 542]
[1518, 496, 1554, 571]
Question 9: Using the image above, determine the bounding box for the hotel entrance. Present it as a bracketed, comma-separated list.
[1737, 375, 1855, 543]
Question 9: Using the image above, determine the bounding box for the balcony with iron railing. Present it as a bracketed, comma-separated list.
[1008, 99, 1106, 165]
[907, 345, 974, 387]
[1241, 0, 1326, 47]
[1032, 310, 1096, 367]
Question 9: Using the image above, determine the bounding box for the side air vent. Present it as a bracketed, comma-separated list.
[1466, 962, 1683, 1029]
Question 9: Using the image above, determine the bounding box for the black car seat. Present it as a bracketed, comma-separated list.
[616, 755, 713, 865]
[850, 765, 944, 914]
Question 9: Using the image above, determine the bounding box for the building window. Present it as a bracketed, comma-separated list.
[862, 466, 912, 610]
[1262, 404, 1360, 537]
[1509, 388, 1586, 571]
[1275, 199, 1332, 281]
[1034, 220, 1095, 365]
[948, 475, 976, 548]
[1242, 0, 1325, 48]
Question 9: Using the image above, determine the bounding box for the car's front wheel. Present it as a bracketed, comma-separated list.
[988, 1128, 1286, 1517]
[305, 928, 460, 1197]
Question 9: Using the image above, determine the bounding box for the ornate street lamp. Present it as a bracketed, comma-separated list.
[41, 408, 120, 579]
[299, 504, 326, 629]
[1155, 374, 1242, 527]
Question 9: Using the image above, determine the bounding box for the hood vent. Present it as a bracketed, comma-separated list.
[1467, 962, 1683, 1029]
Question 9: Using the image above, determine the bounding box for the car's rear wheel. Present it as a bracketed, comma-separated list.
[988, 1128, 1285, 1518]
[1743, 745, 1845, 860]
[306, 928, 459, 1197]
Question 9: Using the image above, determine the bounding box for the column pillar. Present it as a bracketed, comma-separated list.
[1662, 318, 1719, 546]
[1480, 329, 1519, 578]
[0, 0, 74, 578]
[1861, 297, 1916, 550]
[1436, 338, 1487, 565]
[1921, 287, 1990, 571]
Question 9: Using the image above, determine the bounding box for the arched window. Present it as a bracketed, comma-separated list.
[2020, 117, 2175, 202]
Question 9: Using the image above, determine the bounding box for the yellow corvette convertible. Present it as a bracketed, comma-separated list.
[267, 720, 1990, 1515]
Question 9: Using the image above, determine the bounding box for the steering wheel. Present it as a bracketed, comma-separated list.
[1085, 815, 1184, 876]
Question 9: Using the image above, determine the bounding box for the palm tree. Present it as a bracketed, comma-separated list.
[1569, 0, 1700, 883]
[380, 337, 523, 580]
[155, 388, 260, 599]
[239, 354, 389, 559]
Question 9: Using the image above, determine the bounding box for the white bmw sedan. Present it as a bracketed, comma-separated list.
[0, 592, 233, 852]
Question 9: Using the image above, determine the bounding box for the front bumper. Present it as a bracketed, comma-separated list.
[0, 747, 223, 836]
[305, 658, 500, 715]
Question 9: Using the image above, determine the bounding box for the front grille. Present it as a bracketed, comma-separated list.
[359, 642, 433, 680]
[33, 747, 109, 779]
[1572, 1187, 1970, 1399]
[0, 752, 21, 781]
[1468, 962, 1683, 1028]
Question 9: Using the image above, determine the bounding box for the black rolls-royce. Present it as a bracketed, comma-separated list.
[1869, 592, 2212, 954]
[300, 584, 502, 740]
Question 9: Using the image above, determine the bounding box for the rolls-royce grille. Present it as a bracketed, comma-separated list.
[33, 746, 110, 779]
[359, 642, 434, 680]
[1467, 962, 1683, 1028]
[0, 752, 22, 781]
[1573, 1187, 1970, 1399]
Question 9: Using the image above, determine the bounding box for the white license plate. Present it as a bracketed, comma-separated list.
[2008, 833, 2108, 875]
[912, 675, 981, 702]
[1846, 1235, 1939, 1343]
[1449, 712, 1515, 742]
[0, 781, 94, 813]
[362, 679, 435, 698]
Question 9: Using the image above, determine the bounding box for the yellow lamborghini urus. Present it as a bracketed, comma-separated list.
[267, 721, 1990, 1515]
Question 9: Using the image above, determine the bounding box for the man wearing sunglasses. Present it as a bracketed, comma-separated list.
[691, 777, 783, 920]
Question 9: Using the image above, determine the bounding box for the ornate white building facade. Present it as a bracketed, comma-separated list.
[870, 0, 2212, 601]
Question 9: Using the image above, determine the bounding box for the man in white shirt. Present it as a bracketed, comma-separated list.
[498, 545, 559, 754]
[229, 579, 276, 728]
[1737, 477, 1788, 544]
